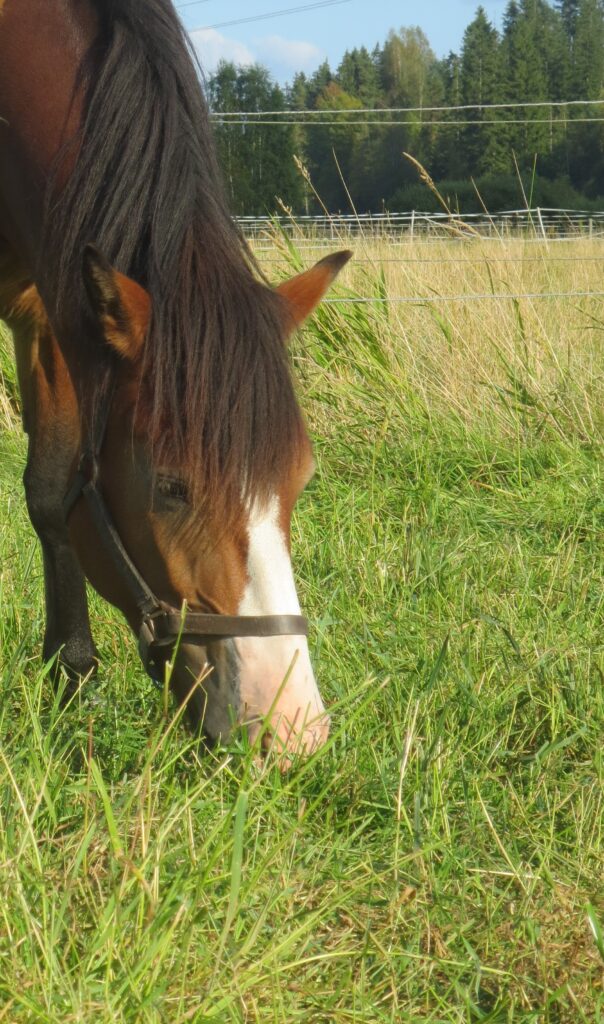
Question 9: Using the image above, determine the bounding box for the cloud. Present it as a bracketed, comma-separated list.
[189, 28, 325, 83]
[254, 35, 325, 76]
[190, 28, 254, 74]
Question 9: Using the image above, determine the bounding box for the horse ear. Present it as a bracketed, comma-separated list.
[276, 250, 352, 333]
[82, 244, 151, 361]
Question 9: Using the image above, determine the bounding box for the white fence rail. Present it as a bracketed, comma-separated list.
[238, 208, 604, 241]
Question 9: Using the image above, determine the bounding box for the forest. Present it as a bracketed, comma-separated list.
[206, 0, 604, 214]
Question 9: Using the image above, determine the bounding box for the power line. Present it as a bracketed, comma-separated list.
[193, 0, 351, 31]
[175, 0, 213, 9]
[215, 98, 604, 118]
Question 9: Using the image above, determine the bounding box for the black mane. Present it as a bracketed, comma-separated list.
[45, 0, 302, 517]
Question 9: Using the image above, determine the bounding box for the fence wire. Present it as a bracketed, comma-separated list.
[243, 209, 604, 305]
[323, 291, 604, 305]
[257, 255, 604, 265]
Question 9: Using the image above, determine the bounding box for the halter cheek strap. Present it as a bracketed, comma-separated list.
[63, 396, 308, 683]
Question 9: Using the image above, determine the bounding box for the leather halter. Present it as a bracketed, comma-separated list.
[63, 388, 308, 684]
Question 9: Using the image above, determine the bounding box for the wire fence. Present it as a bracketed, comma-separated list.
[215, 116, 604, 128]
[256, 254, 604, 265]
[322, 291, 604, 305]
[239, 208, 604, 242]
[241, 208, 604, 305]
[213, 99, 604, 117]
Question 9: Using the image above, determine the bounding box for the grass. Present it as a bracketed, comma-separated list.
[0, 233, 603, 1021]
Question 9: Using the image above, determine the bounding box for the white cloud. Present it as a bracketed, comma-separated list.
[254, 35, 325, 75]
[190, 28, 254, 74]
[189, 28, 325, 83]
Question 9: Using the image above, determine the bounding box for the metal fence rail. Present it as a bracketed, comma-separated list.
[238, 208, 604, 241]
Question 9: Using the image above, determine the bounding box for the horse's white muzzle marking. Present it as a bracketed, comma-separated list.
[237, 496, 328, 758]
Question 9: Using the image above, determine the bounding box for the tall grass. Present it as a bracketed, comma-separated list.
[0, 236, 603, 1021]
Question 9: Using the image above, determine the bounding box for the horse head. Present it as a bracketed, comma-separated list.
[67, 246, 351, 764]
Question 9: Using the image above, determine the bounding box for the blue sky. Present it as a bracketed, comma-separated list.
[180, 0, 509, 84]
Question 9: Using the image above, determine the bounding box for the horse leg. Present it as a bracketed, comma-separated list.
[1, 260, 98, 685]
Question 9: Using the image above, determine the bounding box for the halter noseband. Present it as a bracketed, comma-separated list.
[63, 391, 308, 684]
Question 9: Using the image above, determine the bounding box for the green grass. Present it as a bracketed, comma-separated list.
[1, 239, 604, 1021]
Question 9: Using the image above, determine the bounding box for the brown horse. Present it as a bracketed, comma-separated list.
[0, 0, 350, 760]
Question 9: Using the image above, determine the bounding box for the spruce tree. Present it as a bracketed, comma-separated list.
[501, 0, 551, 161]
[554, 0, 581, 41]
[432, 53, 466, 180]
[570, 0, 604, 98]
[304, 83, 364, 210]
[207, 63, 302, 215]
[336, 47, 381, 107]
[306, 61, 334, 108]
[287, 72, 309, 109]
[459, 7, 507, 173]
[566, 0, 604, 193]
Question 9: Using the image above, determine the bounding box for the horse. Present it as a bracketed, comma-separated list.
[0, 0, 350, 761]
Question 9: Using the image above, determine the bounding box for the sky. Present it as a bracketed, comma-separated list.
[179, 0, 509, 85]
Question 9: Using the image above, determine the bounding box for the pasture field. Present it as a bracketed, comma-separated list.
[0, 233, 604, 1021]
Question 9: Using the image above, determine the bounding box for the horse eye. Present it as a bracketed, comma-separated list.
[157, 476, 189, 503]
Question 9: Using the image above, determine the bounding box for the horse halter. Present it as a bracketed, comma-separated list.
[62, 387, 308, 684]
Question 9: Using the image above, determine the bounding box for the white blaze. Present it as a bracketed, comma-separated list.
[237, 496, 327, 755]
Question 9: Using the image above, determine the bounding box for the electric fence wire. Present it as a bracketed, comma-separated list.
[322, 291, 604, 304]
[211, 116, 604, 127]
[213, 98, 604, 117]
[255, 255, 604, 265]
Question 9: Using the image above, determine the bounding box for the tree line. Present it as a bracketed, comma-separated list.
[207, 0, 604, 214]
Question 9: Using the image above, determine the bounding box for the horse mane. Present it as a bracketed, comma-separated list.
[44, 0, 303, 519]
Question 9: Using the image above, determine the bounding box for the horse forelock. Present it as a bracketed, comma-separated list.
[42, 0, 304, 523]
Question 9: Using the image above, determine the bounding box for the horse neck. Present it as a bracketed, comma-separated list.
[0, 0, 97, 272]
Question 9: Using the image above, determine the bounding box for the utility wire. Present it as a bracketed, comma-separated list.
[214, 98, 604, 117]
[193, 0, 351, 31]
[175, 0, 213, 9]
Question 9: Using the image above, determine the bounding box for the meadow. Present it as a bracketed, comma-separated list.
[0, 231, 603, 1021]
